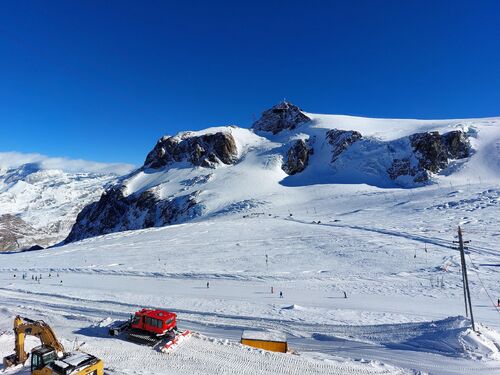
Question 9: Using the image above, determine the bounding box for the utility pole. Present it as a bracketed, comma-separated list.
[455, 226, 475, 332]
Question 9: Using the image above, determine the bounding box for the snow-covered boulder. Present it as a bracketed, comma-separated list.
[252, 101, 311, 134]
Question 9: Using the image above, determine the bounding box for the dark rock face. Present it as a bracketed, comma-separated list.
[144, 132, 238, 169]
[26, 244, 44, 251]
[326, 129, 362, 162]
[282, 139, 313, 175]
[441, 130, 471, 159]
[252, 101, 311, 134]
[389, 130, 471, 183]
[409, 132, 448, 173]
[65, 188, 202, 243]
[387, 158, 424, 182]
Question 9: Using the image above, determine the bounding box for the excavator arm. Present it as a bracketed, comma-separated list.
[3, 315, 65, 367]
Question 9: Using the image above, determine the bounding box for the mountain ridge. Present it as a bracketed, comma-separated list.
[64, 101, 500, 243]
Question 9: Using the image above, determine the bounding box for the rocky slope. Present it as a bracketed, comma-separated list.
[0, 154, 132, 251]
[65, 128, 242, 243]
[63, 101, 499, 243]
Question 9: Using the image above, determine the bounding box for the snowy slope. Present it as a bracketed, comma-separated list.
[1, 181, 500, 374]
[0, 152, 133, 251]
[304, 112, 500, 185]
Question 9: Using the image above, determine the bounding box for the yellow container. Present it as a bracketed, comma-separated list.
[241, 330, 287, 353]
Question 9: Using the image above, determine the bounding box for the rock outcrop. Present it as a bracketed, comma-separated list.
[326, 129, 362, 162]
[65, 187, 202, 243]
[0, 214, 38, 251]
[409, 132, 449, 174]
[441, 130, 471, 159]
[388, 130, 471, 183]
[282, 139, 313, 175]
[144, 131, 238, 169]
[387, 158, 422, 182]
[252, 101, 311, 134]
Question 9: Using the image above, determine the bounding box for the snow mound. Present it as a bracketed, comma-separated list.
[313, 316, 500, 361]
[281, 304, 306, 311]
[460, 323, 500, 361]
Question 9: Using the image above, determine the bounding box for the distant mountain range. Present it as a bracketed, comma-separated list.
[0, 153, 133, 251]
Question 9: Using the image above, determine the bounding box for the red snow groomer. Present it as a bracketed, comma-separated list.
[109, 308, 191, 351]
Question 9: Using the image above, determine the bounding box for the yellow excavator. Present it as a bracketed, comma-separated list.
[2, 315, 104, 375]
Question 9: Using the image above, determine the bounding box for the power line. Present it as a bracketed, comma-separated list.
[466, 252, 500, 316]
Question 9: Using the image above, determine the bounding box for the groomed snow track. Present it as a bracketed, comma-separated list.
[83, 333, 405, 375]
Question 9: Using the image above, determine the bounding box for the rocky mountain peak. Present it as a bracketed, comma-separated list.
[3, 162, 42, 184]
[144, 131, 238, 169]
[252, 101, 311, 134]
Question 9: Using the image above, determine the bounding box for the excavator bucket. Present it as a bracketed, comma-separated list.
[3, 353, 18, 368]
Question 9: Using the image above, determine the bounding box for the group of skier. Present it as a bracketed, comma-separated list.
[14, 272, 62, 284]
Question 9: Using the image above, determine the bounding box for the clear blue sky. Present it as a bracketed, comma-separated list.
[1, 1, 499, 165]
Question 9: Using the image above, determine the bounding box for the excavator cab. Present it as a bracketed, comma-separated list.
[3, 316, 104, 375]
[31, 346, 57, 372]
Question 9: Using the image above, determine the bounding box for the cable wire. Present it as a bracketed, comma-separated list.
[466, 253, 500, 316]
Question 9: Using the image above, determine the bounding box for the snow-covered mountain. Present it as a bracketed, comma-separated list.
[0, 152, 133, 251]
[1, 104, 500, 374]
[65, 102, 500, 243]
